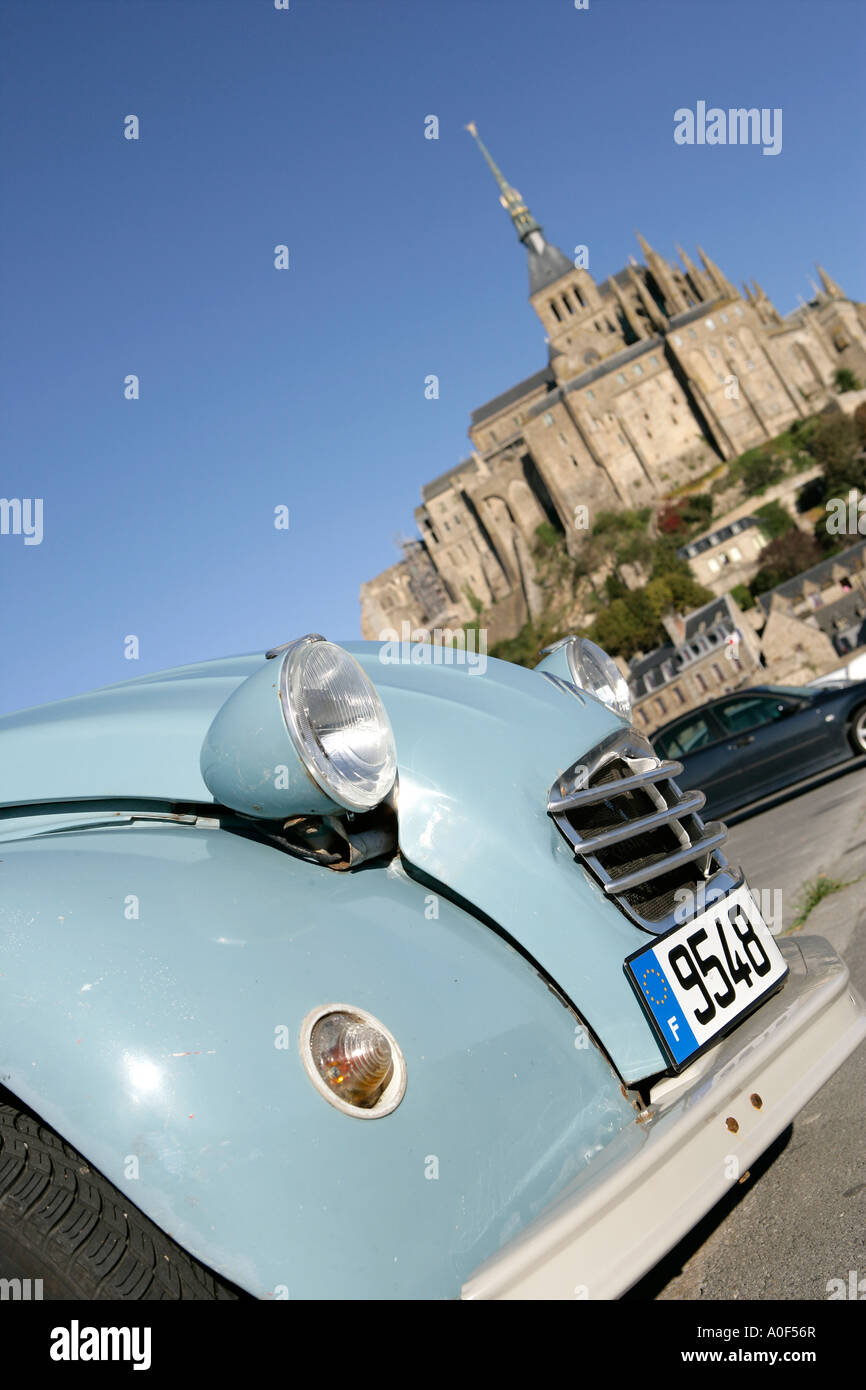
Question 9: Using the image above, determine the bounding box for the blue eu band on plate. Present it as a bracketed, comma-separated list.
[625, 884, 788, 1070]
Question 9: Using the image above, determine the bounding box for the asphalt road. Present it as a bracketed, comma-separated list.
[628, 762, 866, 1301]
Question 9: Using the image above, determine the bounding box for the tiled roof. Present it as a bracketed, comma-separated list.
[629, 644, 676, 680]
[527, 336, 666, 414]
[758, 539, 866, 613]
[598, 267, 634, 299]
[470, 366, 556, 427]
[420, 457, 477, 503]
[678, 516, 763, 559]
[527, 241, 576, 296]
[667, 299, 723, 329]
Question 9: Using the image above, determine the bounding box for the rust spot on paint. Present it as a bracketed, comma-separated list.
[726, 1116, 739, 1133]
[750, 1092, 763, 1110]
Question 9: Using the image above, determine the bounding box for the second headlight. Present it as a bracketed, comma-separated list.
[536, 635, 632, 721]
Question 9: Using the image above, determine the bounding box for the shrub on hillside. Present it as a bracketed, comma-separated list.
[834, 367, 862, 393]
[730, 583, 755, 610]
[750, 530, 824, 595]
[736, 451, 785, 492]
[753, 500, 795, 539]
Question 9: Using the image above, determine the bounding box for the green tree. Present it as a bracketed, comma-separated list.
[807, 412, 859, 468]
[750, 530, 824, 595]
[739, 451, 785, 492]
[490, 622, 550, 669]
[590, 598, 659, 658]
[661, 565, 714, 612]
[753, 500, 795, 539]
[730, 583, 755, 610]
[604, 572, 629, 602]
[807, 414, 865, 497]
[834, 367, 862, 393]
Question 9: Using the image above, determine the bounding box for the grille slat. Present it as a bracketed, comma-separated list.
[547, 759, 683, 813]
[548, 727, 734, 934]
[572, 789, 706, 855]
[600, 822, 727, 894]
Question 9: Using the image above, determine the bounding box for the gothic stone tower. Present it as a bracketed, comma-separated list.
[359, 130, 866, 641]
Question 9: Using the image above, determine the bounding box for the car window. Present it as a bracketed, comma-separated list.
[655, 715, 717, 758]
[714, 695, 790, 735]
[761, 685, 813, 698]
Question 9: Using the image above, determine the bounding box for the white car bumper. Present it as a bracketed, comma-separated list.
[462, 935, 866, 1300]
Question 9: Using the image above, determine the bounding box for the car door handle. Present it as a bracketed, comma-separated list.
[731, 735, 754, 748]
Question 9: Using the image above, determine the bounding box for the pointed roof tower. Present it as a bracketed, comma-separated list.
[677, 243, 712, 301]
[816, 263, 845, 299]
[697, 246, 736, 298]
[465, 122, 574, 295]
[634, 230, 688, 314]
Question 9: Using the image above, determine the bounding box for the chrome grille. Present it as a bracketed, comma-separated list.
[548, 727, 735, 933]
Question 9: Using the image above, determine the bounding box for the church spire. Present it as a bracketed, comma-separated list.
[466, 122, 577, 299]
[677, 244, 712, 301]
[635, 230, 688, 314]
[816, 263, 844, 299]
[465, 122, 541, 245]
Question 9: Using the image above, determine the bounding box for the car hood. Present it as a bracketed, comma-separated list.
[0, 645, 668, 1080]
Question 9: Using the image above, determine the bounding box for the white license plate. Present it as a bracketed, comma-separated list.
[624, 884, 788, 1071]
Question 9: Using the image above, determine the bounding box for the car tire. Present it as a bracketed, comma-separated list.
[848, 704, 866, 757]
[0, 1101, 239, 1299]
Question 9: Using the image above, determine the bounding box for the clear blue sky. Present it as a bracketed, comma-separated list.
[2, 0, 864, 713]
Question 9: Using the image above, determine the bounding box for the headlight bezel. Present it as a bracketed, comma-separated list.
[539, 635, 632, 721]
[277, 635, 397, 814]
[565, 637, 632, 721]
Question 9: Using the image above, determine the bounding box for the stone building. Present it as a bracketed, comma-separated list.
[629, 595, 763, 733]
[756, 607, 838, 686]
[628, 540, 866, 733]
[360, 127, 866, 641]
[678, 516, 770, 595]
[757, 539, 866, 657]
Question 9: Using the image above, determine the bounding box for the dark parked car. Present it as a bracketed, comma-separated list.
[653, 682, 866, 819]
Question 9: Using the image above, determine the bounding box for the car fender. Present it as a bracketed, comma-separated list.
[0, 819, 638, 1299]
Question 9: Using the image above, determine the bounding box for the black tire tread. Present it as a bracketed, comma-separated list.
[0, 1102, 239, 1300]
[848, 702, 866, 756]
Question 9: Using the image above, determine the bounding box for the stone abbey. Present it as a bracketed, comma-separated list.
[359, 127, 866, 644]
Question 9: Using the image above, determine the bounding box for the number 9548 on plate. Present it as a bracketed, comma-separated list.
[624, 884, 788, 1071]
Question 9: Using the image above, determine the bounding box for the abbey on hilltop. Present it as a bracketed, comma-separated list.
[359, 127, 866, 643]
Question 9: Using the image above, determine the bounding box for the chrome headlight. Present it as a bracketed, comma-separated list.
[279, 638, 396, 812]
[537, 636, 631, 721]
[200, 635, 397, 817]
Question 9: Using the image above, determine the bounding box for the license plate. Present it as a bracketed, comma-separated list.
[624, 884, 788, 1071]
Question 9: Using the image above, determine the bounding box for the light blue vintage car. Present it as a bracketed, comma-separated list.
[0, 633, 863, 1300]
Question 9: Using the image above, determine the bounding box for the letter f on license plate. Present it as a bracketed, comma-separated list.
[624, 884, 788, 1071]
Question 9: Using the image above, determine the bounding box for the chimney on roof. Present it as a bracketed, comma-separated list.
[662, 612, 687, 645]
